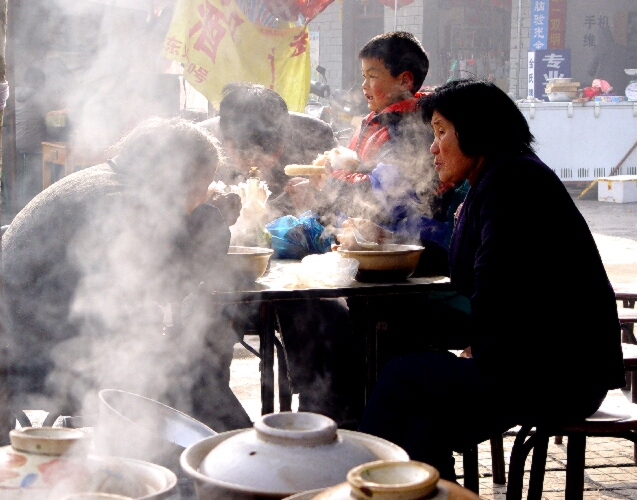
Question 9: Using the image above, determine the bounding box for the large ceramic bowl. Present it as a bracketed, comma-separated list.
[228, 246, 274, 281]
[0, 427, 177, 500]
[337, 244, 425, 282]
[180, 412, 408, 500]
[95, 389, 215, 473]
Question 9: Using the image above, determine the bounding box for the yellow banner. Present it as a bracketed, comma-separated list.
[162, 0, 310, 112]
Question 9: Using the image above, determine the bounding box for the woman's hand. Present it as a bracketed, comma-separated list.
[209, 192, 242, 226]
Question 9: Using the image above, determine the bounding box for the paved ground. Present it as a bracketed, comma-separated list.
[24, 195, 637, 499]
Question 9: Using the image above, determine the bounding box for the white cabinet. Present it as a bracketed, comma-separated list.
[517, 101, 637, 181]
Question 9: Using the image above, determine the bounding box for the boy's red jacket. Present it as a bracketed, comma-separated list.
[332, 93, 425, 184]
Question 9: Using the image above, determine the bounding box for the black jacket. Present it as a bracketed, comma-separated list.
[449, 152, 624, 395]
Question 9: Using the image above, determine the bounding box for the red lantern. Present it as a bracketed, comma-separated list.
[262, 0, 337, 21]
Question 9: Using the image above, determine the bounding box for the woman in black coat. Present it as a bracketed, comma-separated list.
[359, 79, 625, 480]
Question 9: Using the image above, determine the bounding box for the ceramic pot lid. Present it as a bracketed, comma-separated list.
[197, 412, 409, 495]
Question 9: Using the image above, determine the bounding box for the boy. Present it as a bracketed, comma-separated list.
[348, 31, 430, 168]
[287, 31, 432, 218]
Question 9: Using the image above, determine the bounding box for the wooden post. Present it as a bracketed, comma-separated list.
[0, 0, 14, 222]
[0, 0, 11, 442]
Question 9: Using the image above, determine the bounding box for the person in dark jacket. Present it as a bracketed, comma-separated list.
[199, 82, 337, 219]
[198, 83, 356, 426]
[3, 117, 251, 432]
[359, 79, 624, 480]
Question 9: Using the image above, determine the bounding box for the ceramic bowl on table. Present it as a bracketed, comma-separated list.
[227, 246, 274, 282]
[337, 244, 425, 282]
[180, 411, 409, 500]
[547, 91, 578, 102]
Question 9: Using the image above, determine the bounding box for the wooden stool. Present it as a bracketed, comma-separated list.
[555, 342, 637, 451]
[613, 282, 637, 309]
[622, 342, 637, 403]
[462, 434, 507, 493]
[618, 307, 637, 344]
[505, 393, 637, 500]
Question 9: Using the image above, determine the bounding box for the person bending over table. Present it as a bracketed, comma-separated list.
[357, 79, 625, 480]
[197, 83, 357, 426]
[3, 117, 251, 432]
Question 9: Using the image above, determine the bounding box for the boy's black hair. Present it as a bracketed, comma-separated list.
[358, 31, 429, 92]
[419, 79, 535, 159]
[219, 82, 289, 156]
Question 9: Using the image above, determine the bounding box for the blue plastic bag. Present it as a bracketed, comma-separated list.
[266, 211, 331, 259]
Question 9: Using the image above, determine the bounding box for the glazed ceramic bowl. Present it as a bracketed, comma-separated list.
[180, 412, 409, 500]
[337, 244, 425, 282]
[228, 246, 274, 281]
[286, 460, 479, 500]
[0, 427, 177, 500]
[95, 389, 216, 473]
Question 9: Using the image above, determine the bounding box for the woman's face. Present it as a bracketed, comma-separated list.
[430, 111, 483, 185]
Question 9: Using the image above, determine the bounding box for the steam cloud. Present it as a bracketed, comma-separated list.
[5, 1, 441, 465]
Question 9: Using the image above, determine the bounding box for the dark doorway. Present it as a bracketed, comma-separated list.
[342, 0, 385, 91]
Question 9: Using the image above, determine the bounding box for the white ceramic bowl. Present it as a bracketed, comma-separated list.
[625, 69, 637, 76]
[547, 91, 578, 102]
[337, 244, 425, 282]
[180, 412, 409, 500]
[227, 246, 274, 281]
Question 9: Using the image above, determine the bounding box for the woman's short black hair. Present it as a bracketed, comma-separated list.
[418, 79, 535, 159]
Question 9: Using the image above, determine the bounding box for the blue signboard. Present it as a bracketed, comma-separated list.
[530, 1, 549, 51]
[527, 49, 571, 100]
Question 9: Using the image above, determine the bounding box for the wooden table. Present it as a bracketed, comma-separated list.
[613, 282, 637, 309]
[208, 260, 453, 416]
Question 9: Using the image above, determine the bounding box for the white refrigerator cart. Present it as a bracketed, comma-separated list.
[517, 101, 637, 182]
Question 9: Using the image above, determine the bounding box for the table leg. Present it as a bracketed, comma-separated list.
[42, 160, 52, 190]
[259, 302, 276, 415]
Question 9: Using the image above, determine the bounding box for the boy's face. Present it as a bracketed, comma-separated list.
[361, 58, 414, 113]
